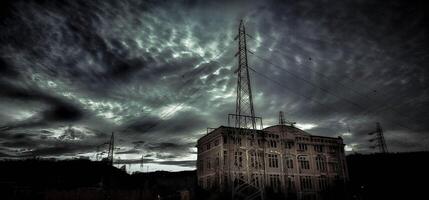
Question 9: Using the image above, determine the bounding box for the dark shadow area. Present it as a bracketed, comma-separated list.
[0, 159, 196, 200]
[347, 151, 429, 200]
[0, 151, 427, 200]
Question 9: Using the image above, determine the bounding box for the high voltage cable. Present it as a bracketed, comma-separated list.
[247, 33, 425, 128]
[247, 66, 338, 112]
[248, 50, 366, 110]
[244, 30, 420, 131]
[246, 34, 375, 101]
[122, 47, 235, 134]
[247, 31, 394, 97]
[249, 64, 420, 133]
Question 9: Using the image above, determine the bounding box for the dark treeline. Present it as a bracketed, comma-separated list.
[0, 151, 428, 200]
[0, 159, 196, 200]
[347, 151, 429, 200]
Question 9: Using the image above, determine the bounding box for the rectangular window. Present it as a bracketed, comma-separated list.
[198, 160, 204, 173]
[329, 162, 339, 172]
[269, 174, 280, 191]
[269, 140, 277, 148]
[207, 158, 211, 169]
[268, 154, 279, 168]
[329, 145, 337, 153]
[206, 176, 211, 188]
[251, 173, 260, 187]
[298, 143, 308, 151]
[286, 157, 294, 169]
[236, 137, 242, 146]
[314, 145, 323, 153]
[300, 176, 313, 190]
[250, 152, 258, 168]
[287, 175, 295, 190]
[318, 176, 328, 190]
[234, 151, 243, 167]
[257, 139, 261, 147]
[285, 141, 294, 149]
[299, 156, 310, 170]
[316, 156, 327, 172]
[258, 152, 264, 168]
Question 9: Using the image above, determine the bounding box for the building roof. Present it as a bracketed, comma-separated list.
[263, 124, 312, 136]
[198, 124, 342, 145]
[264, 125, 343, 140]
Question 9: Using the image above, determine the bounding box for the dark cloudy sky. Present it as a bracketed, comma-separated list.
[1, 0, 428, 171]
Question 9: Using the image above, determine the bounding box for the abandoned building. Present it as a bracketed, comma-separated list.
[196, 121, 349, 200]
[196, 20, 349, 200]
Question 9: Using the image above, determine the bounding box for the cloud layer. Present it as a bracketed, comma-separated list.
[1, 0, 428, 171]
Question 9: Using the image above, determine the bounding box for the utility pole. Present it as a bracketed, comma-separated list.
[368, 122, 388, 153]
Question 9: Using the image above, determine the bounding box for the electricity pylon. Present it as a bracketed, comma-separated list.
[229, 19, 265, 200]
[235, 19, 256, 130]
[368, 122, 388, 153]
[279, 111, 296, 126]
[107, 132, 115, 166]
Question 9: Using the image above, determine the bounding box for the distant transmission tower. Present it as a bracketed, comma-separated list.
[107, 132, 115, 166]
[279, 111, 286, 125]
[278, 111, 296, 126]
[140, 154, 144, 170]
[368, 122, 388, 153]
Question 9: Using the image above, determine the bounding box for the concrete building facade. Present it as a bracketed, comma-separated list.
[196, 124, 348, 200]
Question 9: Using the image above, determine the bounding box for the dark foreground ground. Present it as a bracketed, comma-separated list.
[346, 151, 429, 200]
[0, 151, 428, 200]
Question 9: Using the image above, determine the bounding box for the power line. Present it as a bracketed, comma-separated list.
[246, 33, 426, 131]
[246, 32, 425, 127]
[122, 46, 235, 134]
[248, 50, 365, 110]
[247, 66, 338, 112]
[247, 30, 398, 97]
[246, 34, 375, 101]
[248, 64, 421, 134]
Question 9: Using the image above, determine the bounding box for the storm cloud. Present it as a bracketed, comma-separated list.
[1, 0, 428, 171]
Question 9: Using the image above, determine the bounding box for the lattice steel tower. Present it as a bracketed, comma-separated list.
[107, 132, 115, 166]
[235, 20, 256, 129]
[228, 19, 265, 200]
[279, 111, 286, 125]
[368, 122, 388, 153]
